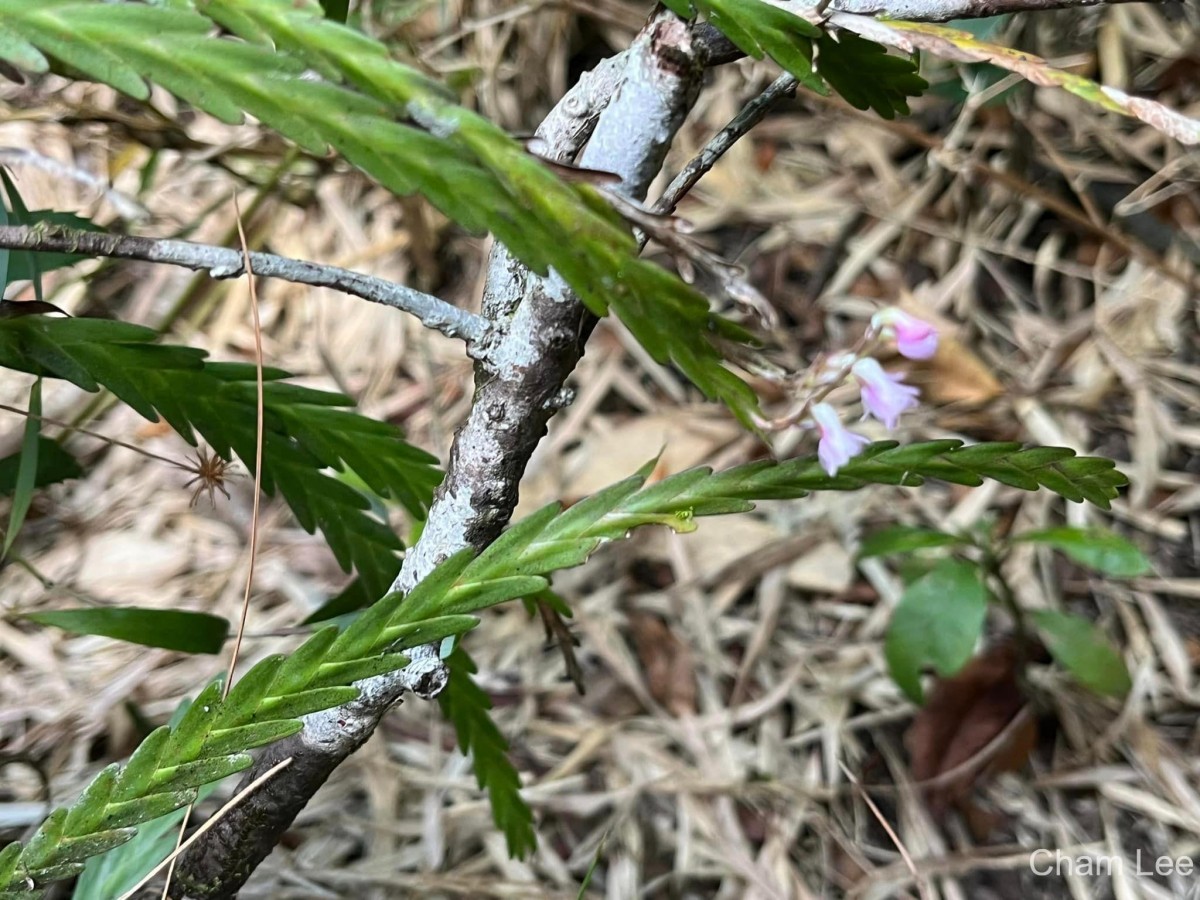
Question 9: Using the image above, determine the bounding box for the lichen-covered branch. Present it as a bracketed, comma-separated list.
[0, 224, 490, 346]
[170, 10, 707, 897]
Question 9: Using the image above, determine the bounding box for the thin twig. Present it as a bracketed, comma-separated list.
[160, 201, 270, 899]
[656, 72, 798, 216]
[0, 224, 493, 346]
[224, 200, 266, 696]
[0, 402, 186, 469]
[839, 760, 932, 900]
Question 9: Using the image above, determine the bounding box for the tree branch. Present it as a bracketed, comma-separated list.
[817, 0, 1152, 19]
[0, 224, 491, 346]
[657, 72, 799, 216]
[693, 0, 1161, 66]
[170, 10, 707, 897]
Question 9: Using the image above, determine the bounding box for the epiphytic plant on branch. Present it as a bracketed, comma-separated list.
[0, 0, 1187, 896]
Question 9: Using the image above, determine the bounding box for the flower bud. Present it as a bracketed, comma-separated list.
[871, 308, 939, 360]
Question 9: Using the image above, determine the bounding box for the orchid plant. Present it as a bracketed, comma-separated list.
[773, 306, 940, 476]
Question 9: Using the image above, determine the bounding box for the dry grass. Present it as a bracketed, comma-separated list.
[1, 3, 1198, 898]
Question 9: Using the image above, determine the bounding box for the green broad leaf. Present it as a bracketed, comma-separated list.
[858, 525, 967, 558]
[0, 436, 82, 495]
[23, 607, 230, 654]
[2, 210, 105, 282]
[2, 377, 40, 559]
[885, 558, 989, 703]
[438, 648, 536, 859]
[1032, 609, 1131, 697]
[1017, 527, 1151, 577]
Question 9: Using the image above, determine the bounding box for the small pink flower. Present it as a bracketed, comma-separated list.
[851, 357, 921, 430]
[811, 402, 870, 476]
[871, 308, 939, 360]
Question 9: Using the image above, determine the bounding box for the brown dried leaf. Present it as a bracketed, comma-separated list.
[916, 332, 1004, 408]
[628, 610, 697, 716]
[905, 639, 1042, 818]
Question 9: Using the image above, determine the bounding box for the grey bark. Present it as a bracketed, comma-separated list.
[0, 225, 488, 345]
[170, 10, 707, 897]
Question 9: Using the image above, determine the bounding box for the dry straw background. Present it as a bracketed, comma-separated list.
[1, 1, 1198, 897]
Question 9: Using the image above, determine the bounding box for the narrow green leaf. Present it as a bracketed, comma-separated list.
[102, 790, 197, 831]
[160, 680, 224, 761]
[0, 437, 81, 495]
[256, 686, 359, 720]
[264, 628, 339, 699]
[23, 607, 229, 654]
[62, 765, 118, 836]
[376, 613, 478, 653]
[148, 754, 252, 794]
[0, 842, 21, 887]
[1017, 527, 1151, 577]
[438, 648, 536, 858]
[858, 525, 966, 558]
[1032, 609, 1131, 697]
[2, 377, 39, 559]
[306, 652, 411, 690]
[112, 728, 171, 803]
[200, 720, 303, 757]
[43, 829, 132, 867]
[885, 558, 989, 703]
[213, 655, 286, 730]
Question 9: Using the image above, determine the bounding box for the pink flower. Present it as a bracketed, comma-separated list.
[851, 357, 921, 429]
[871, 308, 939, 360]
[811, 402, 870, 476]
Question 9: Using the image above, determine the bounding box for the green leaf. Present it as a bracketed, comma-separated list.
[438, 648, 536, 859]
[1017, 527, 1151, 577]
[0, 0, 765, 424]
[1032, 609, 1131, 697]
[858, 525, 967, 558]
[0, 314, 441, 600]
[2, 378, 41, 559]
[0, 437, 81, 495]
[318, 0, 349, 22]
[662, 0, 924, 116]
[885, 558, 989, 703]
[22, 607, 230, 654]
[0, 440, 1130, 890]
